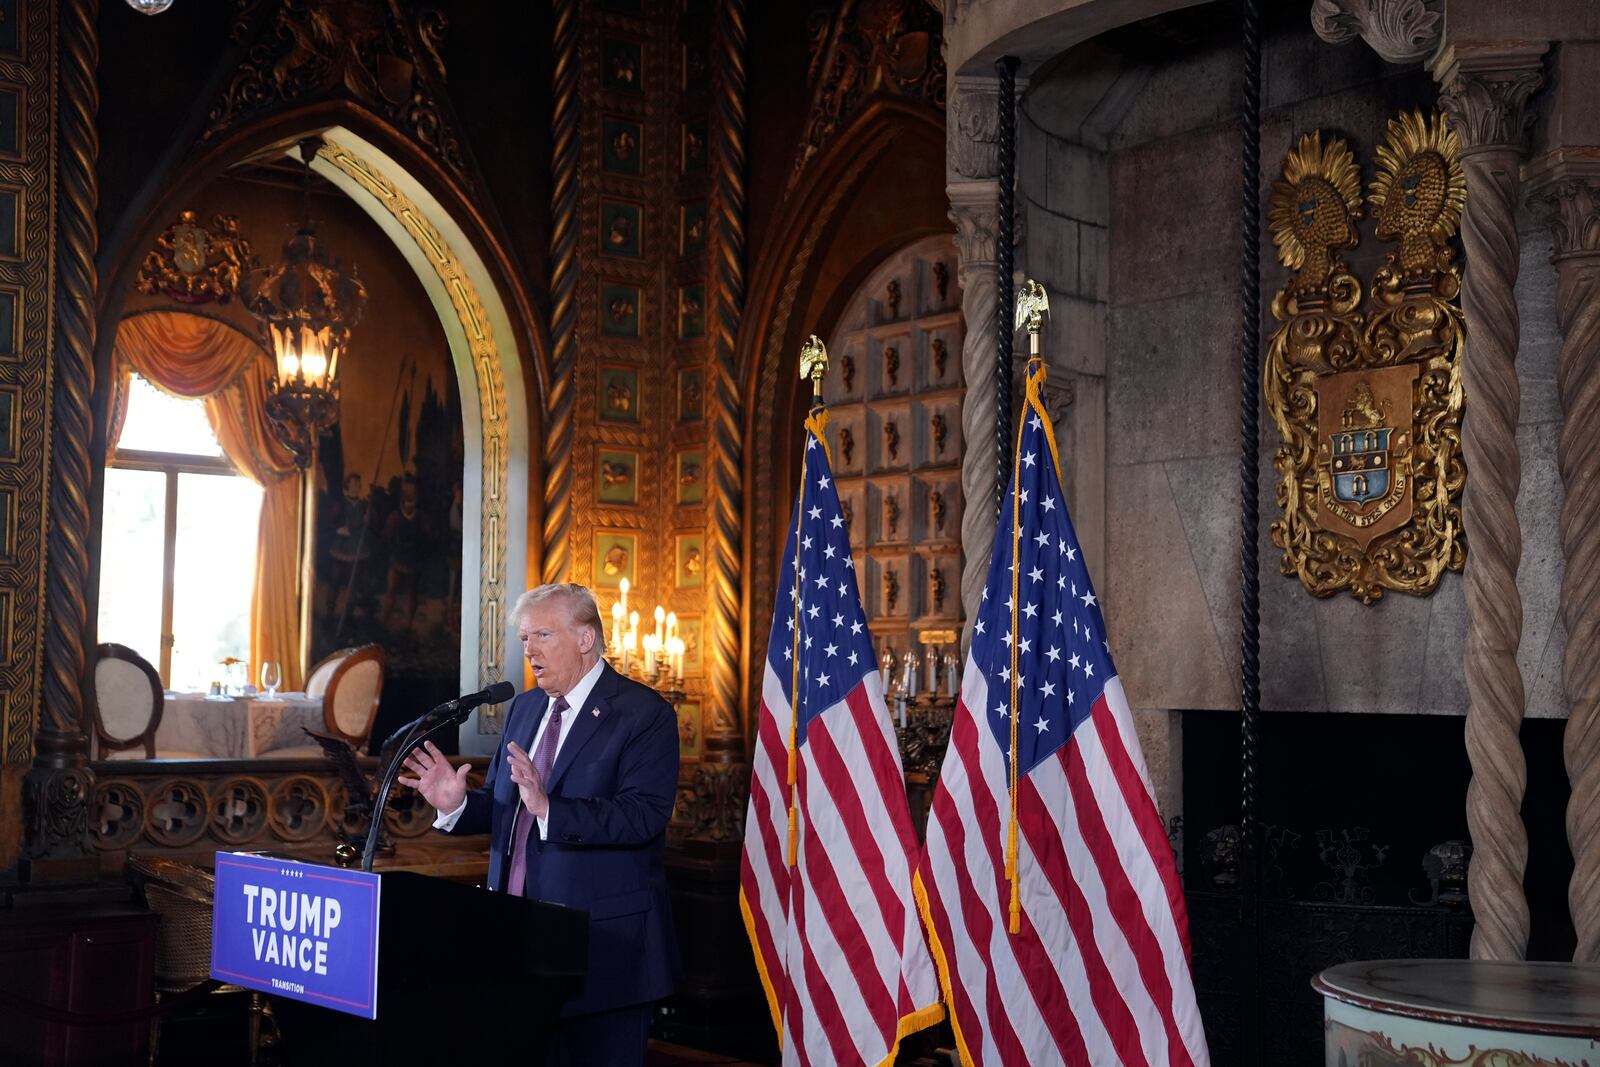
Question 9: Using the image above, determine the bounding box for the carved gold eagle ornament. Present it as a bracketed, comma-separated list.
[1264, 112, 1467, 602]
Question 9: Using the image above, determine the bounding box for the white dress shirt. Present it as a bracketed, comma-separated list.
[432, 657, 605, 840]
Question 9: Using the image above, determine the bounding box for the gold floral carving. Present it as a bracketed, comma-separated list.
[1328, 1020, 1588, 1067]
[137, 211, 257, 305]
[1266, 114, 1467, 602]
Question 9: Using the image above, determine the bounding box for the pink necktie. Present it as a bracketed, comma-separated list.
[507, 696, 567, 897]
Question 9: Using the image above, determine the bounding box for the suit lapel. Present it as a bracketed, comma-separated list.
[546, 663, 617, 793]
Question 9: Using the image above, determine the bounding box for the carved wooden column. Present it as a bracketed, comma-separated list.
[1528, 161, 1600, 961]
[1433, 41, 1546, 961]
[23, 0, 100, 881]
[949, 75, 1002, 636]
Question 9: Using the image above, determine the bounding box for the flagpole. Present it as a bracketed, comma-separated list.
[995, 55, 1019, 522]
[1239, 0, 1265, 1060]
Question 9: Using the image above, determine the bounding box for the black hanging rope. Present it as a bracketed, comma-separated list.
[1238, 0, 1263, 857]
[995, 56, 1019, 521]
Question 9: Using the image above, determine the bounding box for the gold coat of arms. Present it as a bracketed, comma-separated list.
[1265, 112, 1466, 602]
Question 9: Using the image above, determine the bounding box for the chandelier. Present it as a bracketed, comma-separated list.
[243, 139, 366, 468]
[125, 0, 175, 12]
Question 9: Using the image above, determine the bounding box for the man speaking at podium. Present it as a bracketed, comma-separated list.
[399, 583, 681, 1066]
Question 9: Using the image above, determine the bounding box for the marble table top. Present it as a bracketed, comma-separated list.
[1315, 959, 1600, 1036]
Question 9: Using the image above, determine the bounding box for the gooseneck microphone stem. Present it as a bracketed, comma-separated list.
[361, 711, 466, 872]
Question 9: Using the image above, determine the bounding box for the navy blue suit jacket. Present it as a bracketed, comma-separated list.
[445, 662, 681, 1016]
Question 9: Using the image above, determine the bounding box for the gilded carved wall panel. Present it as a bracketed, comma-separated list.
[557, 0, 719, 754]
[0, 0, 63, 769]
[1266, 113, 1467, 602]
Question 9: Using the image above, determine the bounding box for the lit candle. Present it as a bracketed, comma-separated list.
[619, 577, 630, 618]
[945, 652, 959, 700]
[611, 601, 624, 654]
[666, 611, 677, 644]
[902, 650, 918, 700]
[926, 643, 939, 695]
[654, 605, 665, 649]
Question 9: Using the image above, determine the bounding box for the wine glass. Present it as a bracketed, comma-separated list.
[259, 661, 282, 700]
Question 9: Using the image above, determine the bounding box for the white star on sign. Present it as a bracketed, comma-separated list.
[994, 702, 1008, 718]
[1029, 566, 1044, 584]
[1034, 716, 1050, 734]
[818, 475, 830, 489]
[816, 672, 830, 687]
[832, 613, 844, 628]
[1053, 610, 1064, 627]
[824, 643, 837, 657]
[850, 621, 863, 635]
[848, 650, 858, 666]
[824, 544, 836, 559]
[1040, 680, 1056, 698]
[1065, 546, 1077, 561]
[1042, 495, 1056, 512]
[831, 514, 843, 529]
[1023, 601, 1038, 619]
[1070, 653, 1081, 670]
[1023, 450, 1036, 468]
[1046, 646, 1061, 662]
[1081, 590, 1097, 608]
[1018, 637, 1032, 654]
[1029, 413, 1042, 431]
[809, 505, 822, 520]
[801, 536, 812, 550]
[815, 573, 829, 588]
[974, 619, 986, 635]
[1035, 531, 1051, 549]
[808, 604, 820, 619]
[1084, 663, 1094, 678]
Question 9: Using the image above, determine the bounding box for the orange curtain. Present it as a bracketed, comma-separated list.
[111, 311, 305, 689]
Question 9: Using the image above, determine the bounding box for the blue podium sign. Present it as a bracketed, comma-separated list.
[211, 852, 383, 1019]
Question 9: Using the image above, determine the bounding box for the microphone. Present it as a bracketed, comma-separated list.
[429, 680, 516, 724]
[362, 679, 516, 871]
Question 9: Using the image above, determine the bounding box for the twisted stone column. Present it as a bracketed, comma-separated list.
[1434, 42, 1545, 961]
[949, 75, 1003, 640]
[705, 0, 747, 740]
[541, 0, 579, 584]
[1528, 165, 1600, 961]
[23, 0, 99, 880]
[951, 184, 1000, 639]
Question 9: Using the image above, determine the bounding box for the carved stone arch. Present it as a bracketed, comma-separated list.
[93, 101, 545, 755]
[734, 96, 944, 737]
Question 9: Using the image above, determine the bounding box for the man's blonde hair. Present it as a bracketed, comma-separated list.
[512, 583, 604, 645]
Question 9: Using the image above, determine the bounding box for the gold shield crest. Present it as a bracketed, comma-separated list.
[1265, 114, 1466, 603]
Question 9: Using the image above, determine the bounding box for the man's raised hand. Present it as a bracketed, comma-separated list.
[397, 741, 471, 814]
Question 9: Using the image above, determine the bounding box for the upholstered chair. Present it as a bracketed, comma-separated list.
[92, 643, 164, 759]
[321, 643, 386, 748]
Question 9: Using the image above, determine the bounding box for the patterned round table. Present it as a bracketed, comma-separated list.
[1315, 959, 1600, 1066]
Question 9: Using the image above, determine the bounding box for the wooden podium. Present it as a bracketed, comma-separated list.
[219, 863, 588, 1066]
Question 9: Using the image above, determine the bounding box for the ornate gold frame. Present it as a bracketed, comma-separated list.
[1265, 113, 1467, 602]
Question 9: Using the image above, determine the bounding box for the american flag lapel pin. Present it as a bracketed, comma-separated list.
[592, 705, 602, 717]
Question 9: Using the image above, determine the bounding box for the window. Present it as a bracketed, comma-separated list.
[98, 374, 263, 690]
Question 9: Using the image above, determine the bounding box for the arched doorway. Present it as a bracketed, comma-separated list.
[94, 115, 542, 756]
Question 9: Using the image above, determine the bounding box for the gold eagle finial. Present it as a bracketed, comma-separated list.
[800, 334, 828, 398]
[1015, 279, 1050, 355]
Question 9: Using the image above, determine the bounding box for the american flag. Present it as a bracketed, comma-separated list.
[915, 362, 1210, 1066]
[741, 413, 943, 1065]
